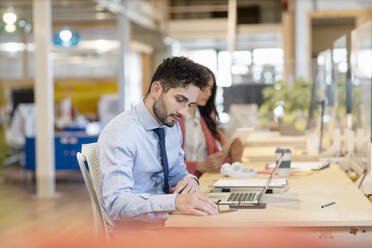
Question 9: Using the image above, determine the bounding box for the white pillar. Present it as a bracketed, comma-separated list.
[117, 12, 130, 112]
[33, 0, 55, 197]
[227, 0, 237, 86]
[227, 0, 237, 53]
[294, 0, 313, 79]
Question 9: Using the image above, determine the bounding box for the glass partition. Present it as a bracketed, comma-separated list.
[351, 20, 372, 145]
[308, 49, 334, 131]
[332, 34, 349, 129]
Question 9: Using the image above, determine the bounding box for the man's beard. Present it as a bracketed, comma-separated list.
[153, 95, 180, 127]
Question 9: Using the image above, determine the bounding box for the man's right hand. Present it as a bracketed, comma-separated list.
[175, 192, 219, 216]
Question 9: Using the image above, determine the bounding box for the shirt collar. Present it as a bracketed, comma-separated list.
[135, 99, 162, 130]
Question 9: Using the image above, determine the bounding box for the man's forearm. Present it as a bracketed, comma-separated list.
[106, 192, 178, 221]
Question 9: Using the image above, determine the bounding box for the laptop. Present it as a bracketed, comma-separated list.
[213, 154, 285, 209]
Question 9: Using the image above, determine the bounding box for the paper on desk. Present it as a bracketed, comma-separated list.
[266, 161, 329, 171]
[258, 168, 313, 176]
[213, 178, 287, 188]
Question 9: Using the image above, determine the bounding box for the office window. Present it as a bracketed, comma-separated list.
[253, 48, 283, 84]
[217, 48, 283, 85]
[183, 49, 217, 75]
[0, 33, 24, 78]
[217, 50, 253, 86]
[217, 51, 232, 87]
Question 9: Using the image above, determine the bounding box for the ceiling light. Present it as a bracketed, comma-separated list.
[95, 39, 110, 53]
[1, 8, 32, 33]
[59, 29, 72, 42]
[3, 10, 17, 25]
[0, 42, 25, 53]
[53, 26, 80, 47]
[18, 19, 26, 27]
[5, 24, 16, 33]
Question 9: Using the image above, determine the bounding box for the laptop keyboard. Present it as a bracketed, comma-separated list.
[227, 192, 256, 202]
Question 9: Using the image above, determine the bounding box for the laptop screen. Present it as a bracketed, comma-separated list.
[256, 152, 285, 203]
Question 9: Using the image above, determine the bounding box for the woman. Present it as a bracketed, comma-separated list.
[179, 67, 243, 177]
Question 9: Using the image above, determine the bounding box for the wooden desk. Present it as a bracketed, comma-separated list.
[166, 164, 372, 228]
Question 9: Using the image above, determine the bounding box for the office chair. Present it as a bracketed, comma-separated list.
[77, 143, 111, 239]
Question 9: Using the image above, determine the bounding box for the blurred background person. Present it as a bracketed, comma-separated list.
[180, 67, 243, 178]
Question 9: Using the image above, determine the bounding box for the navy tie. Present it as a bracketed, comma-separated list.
[153, 128, 169, 194]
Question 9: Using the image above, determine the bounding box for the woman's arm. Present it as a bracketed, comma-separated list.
[229, 138, 243, 162]
[184, 159, 201, 178]
[185, 153, 227, 178]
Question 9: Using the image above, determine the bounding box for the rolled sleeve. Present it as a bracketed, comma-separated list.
[113, 193, 177, 219]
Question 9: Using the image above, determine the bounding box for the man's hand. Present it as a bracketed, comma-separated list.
[170, 176, 199, 194]
[175, 192, 219, 216]
[197, 151, 227, 173]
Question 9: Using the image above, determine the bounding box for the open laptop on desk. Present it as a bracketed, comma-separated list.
[214, 154, 285, 209]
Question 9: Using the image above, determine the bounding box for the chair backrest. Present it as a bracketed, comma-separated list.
[77, 142, 111, 239]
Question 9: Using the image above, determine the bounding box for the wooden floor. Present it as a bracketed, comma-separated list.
[0, 168, 95, 246]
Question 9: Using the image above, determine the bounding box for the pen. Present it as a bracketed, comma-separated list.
[321, 201, 335, 208]
[178, 185, 187, 194]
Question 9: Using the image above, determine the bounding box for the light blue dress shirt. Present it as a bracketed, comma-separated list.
[97, 100, 196, 225]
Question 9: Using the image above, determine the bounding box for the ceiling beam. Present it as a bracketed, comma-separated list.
[95, 0, 156, 30]
[170, 5, 228, 13]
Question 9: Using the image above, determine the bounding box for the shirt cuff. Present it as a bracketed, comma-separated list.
[186, 174, 199, 185]
[151, 193, 177, 212]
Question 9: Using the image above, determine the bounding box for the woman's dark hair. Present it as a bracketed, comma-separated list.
[146, 57, 209, 95]
[198, 67, 220, 141]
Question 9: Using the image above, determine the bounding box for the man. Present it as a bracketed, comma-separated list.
[97, 57, 219, 227]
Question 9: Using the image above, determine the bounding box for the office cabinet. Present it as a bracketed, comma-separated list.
[24, 132, 98, 171]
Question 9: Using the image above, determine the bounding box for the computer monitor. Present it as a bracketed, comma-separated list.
[11, 88, 34, 119]
[222, 83, 267, 113]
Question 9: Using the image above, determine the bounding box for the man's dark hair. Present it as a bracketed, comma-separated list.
[146, 56, 209, 95]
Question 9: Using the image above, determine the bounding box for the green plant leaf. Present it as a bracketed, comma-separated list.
[258, 78, 313, 131]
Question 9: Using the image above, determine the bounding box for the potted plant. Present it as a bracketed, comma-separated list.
[258, 78, 314, 134]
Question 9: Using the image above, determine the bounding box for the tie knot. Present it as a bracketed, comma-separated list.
[153, 127, 165, 140]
